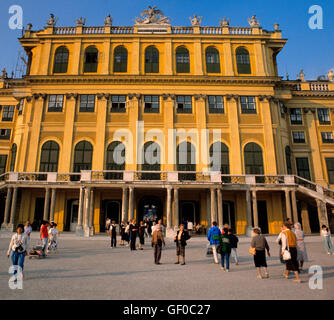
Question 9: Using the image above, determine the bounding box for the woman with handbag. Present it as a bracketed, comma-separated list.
[281, 222, 301, 283]
[250, 228, 270, 279]
[174, 224, 191, 265]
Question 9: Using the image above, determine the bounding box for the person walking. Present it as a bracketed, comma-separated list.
[40, 220, 49, 254]
[250, 228, 270, 279]
[48, 222, 59, 251]
[174, 224, 191, 265]
[152, 225, 165, 264]
[129, 220, 138, 251]
[120, 221, 126, 246]
[228, 229, 239, 265]
[109, 221, 117, 248]
[294, 222, 308, 271]
[125, 222, 130, 246]
[281, 222, 301, 283]
[106, 218, 111, 233]
[219, 227, 232, 272]
[207, 221, 221, 264]
[321, 225, 334, 255]
[7, 224, 28, 281]
[138, 221, 146, 250]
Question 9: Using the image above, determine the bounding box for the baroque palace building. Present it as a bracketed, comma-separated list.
[0, 7, 334, 236]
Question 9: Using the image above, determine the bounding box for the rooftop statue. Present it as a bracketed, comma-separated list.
[135, 6, 170, 25]
[1, 68, 8, 79]
[46, 13, 58, 27]
[76, 17, 86, 27]
[26, 23, 32, 31]
[327, 70, 334, 82]
[104, 14, 113, 26]
[299, 69, 305, 82]
[248, 15, 260, 27]
[190, 14, 202, 26]
[219, 17, 230, 27]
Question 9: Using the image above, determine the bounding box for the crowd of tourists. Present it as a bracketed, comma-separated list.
[6, 215, 334, 283]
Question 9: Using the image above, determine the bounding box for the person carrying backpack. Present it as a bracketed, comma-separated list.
[207, 221, 221, 264]
[219, 227, 232, 272]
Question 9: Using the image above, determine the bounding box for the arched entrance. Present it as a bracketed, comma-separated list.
[138, 196, 163, 223]
[100, 200, 121, 231]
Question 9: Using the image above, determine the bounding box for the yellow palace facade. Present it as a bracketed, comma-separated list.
[1, 9, 334, 236]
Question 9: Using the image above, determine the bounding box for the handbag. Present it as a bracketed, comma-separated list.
[206, 244, 213, 256]
[249, 247, 256, 255]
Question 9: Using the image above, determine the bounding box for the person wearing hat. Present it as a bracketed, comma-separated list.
[7, 224, 28, 281]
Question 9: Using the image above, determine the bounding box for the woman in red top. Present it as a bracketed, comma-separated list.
[40, 221, 49, 254]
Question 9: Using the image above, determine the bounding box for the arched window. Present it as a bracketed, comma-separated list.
[145, 46, 159, 73]
[73, 141, 93, 172]
[105, 141, 125, 180]
[236, 47, 251, 74]
[244, 143, 264, 174]
[113, 46, 128, 73]
[39, 141, 59, 172]
[177, 142, 196, 180]
[285, 146, 292, 174]
[206, 47, 220, 73]
[176, 46, 190, 73]
[210, 142, 229, 174]
[10, 143, 17, 171]
[84, 46, 98, 73]
[141, 141, 161, 180]
[53, 46, 69, 73]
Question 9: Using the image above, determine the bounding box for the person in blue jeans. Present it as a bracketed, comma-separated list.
[7, 224, 28, 280]
[207, 221, 221, 264]
[219, 228, 232, 272]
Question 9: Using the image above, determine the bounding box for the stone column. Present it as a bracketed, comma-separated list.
[166, 187, 172, 233]
[173, 188, 179, 230]
[210, 188, 217, 224]
[89, 189, 95, 236]
[217, 188, 223, 229]
[121, 187, 128, 222]
[128, 187, 134, 221]
[206, 191, 211, 227]
[84, 187, 91, 237]
[1, 187, 13, 229]
[300, 201, 311, 234]
[49, 188, 56, 222]
[43, 188, 50, 221]
[252, 190, 259, 228]
[316, 199, 329, 232]
[285, 189, 292, 220]
[8, 187, 18, 231]
[76, 187, 85, 236]
[291, 190, 298, 223]
[245, 189, 253, 236]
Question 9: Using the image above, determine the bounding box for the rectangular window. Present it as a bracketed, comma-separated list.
[280, 102, 285, 119]
[18, 100, 24, 115]
[1, 106, 15, 121]
[296, 157, 311, 180]
[176, 96, 192, 114]
[79, 95, 95, 112]
[240, 96, 256, 114]
[321, 132, 334, 143]
[144, 95, 159, 113]
[110, 95, 126, 113]
[0, 129, 11, 140]
[293, 131, 306, 143]
[290, 108, 303, 125]
[318, 108, 331, 125]
[325, 158, 334, 184]
[48, 95, 64, 112]
[0, 155, 7, 174]
[208, 96, 224, 114]
[236, 54, 250, 65]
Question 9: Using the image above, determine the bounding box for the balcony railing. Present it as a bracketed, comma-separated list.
[309, 83, 329, 91]
[83, 27, 105, 34]
[111, 26, 134, 34]
[53, 27, 76, 35]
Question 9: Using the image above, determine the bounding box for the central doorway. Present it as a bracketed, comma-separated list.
[100, 200, 121, 232]
[180, 201, 199, 224]
[222, 201, 236, 232]
[138, 196, 163, 222]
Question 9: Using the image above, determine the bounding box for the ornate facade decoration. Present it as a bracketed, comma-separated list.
[190, 14, 202, 26]
[219, 17, 230, 27]
[46, 13, 58, 27]
[104, 14, 113, 27]
[76, 17, 86, 27]
[248, 15, 260, 28]
[135, 6, 170, 25]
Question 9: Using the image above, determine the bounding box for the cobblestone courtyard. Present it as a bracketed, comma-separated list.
[0, 232, 333, 300]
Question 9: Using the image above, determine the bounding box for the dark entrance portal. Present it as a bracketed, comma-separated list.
[180, 201, 199, 224]
[33, 198, 45, 230]
[100, 200, 121, 232]
[138, 196, 163, 222]
[258, 201, 269, 234]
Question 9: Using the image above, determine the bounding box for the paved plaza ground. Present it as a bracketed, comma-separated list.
[0, 232, 333, 300]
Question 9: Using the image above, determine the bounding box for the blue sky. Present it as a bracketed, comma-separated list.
[0, 0, 333, 79]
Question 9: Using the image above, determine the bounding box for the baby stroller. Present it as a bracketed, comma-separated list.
[29, 241, 46, 259]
